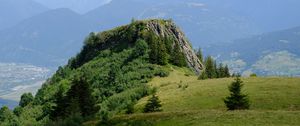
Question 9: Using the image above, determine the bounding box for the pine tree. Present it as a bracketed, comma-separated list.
[204, 56, 216, 79]
[218, 63, 225, 78]
[66, 76, 98, 117]
[214, 61, 219, 78]
[19, 93, 34, 107]
[157, 39, 168, 65]
[196, 48, 203, 63]
[224, 65, 231, 77]
[198, 71, 208, 80]
[149, 35, 158, 64]
[50, 85, 67, 120]
[172, 42, 186, 67]
[224, 76, 250, 110]
[51, 76, 98, 120]
[143, 94, 162, 113]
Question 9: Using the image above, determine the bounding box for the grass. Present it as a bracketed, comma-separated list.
[86, 66, 300, 126]
[110, 110, 300, 126]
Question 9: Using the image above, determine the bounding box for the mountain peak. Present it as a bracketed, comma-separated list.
[70, 19, 203, 73]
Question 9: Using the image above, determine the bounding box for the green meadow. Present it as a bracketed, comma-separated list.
[91, 67, 300, 126]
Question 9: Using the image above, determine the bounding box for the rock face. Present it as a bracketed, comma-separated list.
[145, 20, 204, 74]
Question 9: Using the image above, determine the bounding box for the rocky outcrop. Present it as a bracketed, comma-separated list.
[145, 20, 204, 74]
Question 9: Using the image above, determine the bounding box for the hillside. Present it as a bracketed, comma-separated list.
[0, 19, 203, 125]
[97, 68, 300, 126]
[204, 26, 300, 76]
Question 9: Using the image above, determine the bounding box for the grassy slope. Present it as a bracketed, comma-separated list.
[86, 66, 300, 126]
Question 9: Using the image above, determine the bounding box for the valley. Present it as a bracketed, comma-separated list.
[0, 63, 51, 102]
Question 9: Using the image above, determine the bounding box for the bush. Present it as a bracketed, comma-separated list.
[224, 76, 250, 110]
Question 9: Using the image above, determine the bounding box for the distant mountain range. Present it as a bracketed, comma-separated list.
[0, 0, 48, 30]
[0, 98, 18, 109]
[33, 0, 111, 14]
[0, 0, 300, 70]
[204, 26, 300, 76]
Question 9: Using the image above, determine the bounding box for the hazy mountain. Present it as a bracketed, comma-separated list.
[0, 8, 93, 67]
[204, 26, 300, 76]
[1, 0, 300, 70]
[0, 0, 48, 30]
[33, 0, 111, 14]
[85, 0, 260, 47]
[0, 98, 18, 109]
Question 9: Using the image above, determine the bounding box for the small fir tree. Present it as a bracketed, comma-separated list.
[143, 94, 162, 113]
[224, 76, 250, 110]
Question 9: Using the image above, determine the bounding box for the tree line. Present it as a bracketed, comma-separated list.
[196, 48, 231, 80]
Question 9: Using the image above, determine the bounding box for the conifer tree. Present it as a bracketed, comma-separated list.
[66, 76, 98, 117]
[224, 65, 231, 77]
[198, 71, 208, 80]
[214, 61, 219, 78]
[172, 42, 186, 67]
[218, 63, 225, 78]
[157, 39, 168, 65]
[196, 48, 204, 63]
[50, 85, 67, 120]
[149, 35, 158, 64]
[205, 56, 216, 79]
[143, 94, 162, 113]
[224, 76, 250, 110]
[19, 93, 34, 107]
[51, 76, 98, 120]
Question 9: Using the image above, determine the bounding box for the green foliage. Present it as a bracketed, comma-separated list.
[204, 56, 217, 79]
[19, 93, 34, 107]
[171, 42, 187, 67]
[0, 106, 19, 125]
[148, 34, 168, 65]
[133, 39, 149, 57]
[224, 65, 231, 77]
[196, 48, 204, 63]
[12, 19, 193, 125]
[198, 71, 208, 80]
[143, 94, 162, 113]
[46, 113, 83, 126]
[13, 107, 23, 117]
[51, 75, 98, 120]
[199, 56, 231, 80]
[224, 76, 250, 110]
[250, 73, 257, 77]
